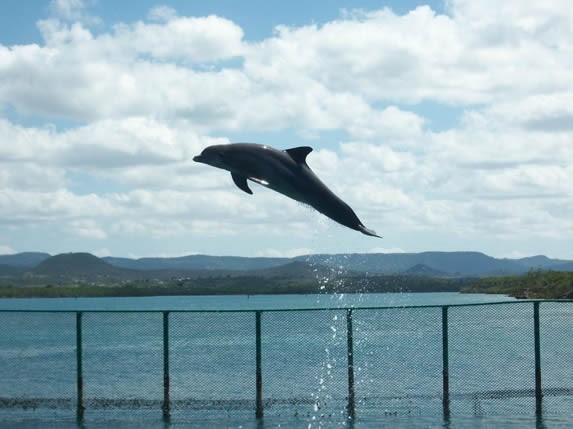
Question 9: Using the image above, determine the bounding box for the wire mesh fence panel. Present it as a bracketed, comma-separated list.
[353, 307, 443, 419]
[261, 309, 348, 422]
[449, 303, 535, 417]
[82, 312, 163, 420]
[169, 312, 255, 422]
[539, 301, 573, 418]
[0, 312, 76, 421]
[0, 301, 572, 427]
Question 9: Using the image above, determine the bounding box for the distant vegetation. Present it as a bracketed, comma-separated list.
[0, 275, 466, 298]
[0, 252, 571, 299]
[461, 270, 573, 299]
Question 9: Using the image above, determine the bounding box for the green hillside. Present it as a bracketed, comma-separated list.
[33, 253, 127, 276]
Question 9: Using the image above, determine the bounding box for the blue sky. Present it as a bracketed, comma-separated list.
[1, 0, 572, 259]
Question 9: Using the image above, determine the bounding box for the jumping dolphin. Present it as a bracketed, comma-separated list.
[193, 143, 381, 237]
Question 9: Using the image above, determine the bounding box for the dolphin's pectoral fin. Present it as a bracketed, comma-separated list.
[231, 173, 253, 194]
[285, 146, 313, 164]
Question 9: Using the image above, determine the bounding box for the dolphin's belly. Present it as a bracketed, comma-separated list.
[259, 168, 308, 203]
[240, 155, 308, 202]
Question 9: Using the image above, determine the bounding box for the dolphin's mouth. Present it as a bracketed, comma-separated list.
[193, 155, 205, 163]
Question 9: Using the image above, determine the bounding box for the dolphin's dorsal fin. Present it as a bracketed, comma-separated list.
[285, 146, 313, 164]
[231, 172, 253, 194]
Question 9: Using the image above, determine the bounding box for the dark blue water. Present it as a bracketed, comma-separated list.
[1, 293, 572, 429]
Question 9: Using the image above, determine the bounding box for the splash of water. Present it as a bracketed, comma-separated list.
[302, 252, 370, 427]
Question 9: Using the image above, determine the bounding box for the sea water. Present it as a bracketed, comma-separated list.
[0, 293, 572, 429]
[0, 291, 512, 311]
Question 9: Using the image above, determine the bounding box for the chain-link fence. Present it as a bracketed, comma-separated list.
[0, 301, 571, 426]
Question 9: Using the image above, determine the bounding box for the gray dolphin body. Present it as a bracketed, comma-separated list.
[193, 143, 381, 237]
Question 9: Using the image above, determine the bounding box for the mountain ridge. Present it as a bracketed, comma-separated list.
[1, 251, 572, 277]
[0, 252, 51, 267]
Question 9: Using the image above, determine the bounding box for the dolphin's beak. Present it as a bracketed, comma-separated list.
[193, 155, 204, 163]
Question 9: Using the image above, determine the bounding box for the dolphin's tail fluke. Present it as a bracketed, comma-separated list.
[358, 224, 382, 238]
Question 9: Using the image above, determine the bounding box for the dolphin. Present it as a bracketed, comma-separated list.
[193, 143, 381, 238]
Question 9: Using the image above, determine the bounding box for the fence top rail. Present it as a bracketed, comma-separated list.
[0, 299, 571, 314]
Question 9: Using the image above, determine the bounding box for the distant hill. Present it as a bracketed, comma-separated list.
[296, 252, 527, 276]
[0, 264, 26, 276]
[103, 254, 289, 271]
[250, 261, 342, 279]
[552, 262, 573, 272]
[512, 255, 570, 270]
[403, 264, 447, 276]
[0, 252, 50, 267]
[33, 253, 127, 277]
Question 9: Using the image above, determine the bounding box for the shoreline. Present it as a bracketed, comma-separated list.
[0, 270, 571, 300]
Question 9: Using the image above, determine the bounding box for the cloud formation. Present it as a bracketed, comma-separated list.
[1, 0, 572, 257]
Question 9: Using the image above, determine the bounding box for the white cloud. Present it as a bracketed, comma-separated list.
[467, 93, 573, 133]
[367, 247, 406, 254]
[69, 219, 107, 239]
[0, 245, 16, 255]
[0, 189, 117, 223]
[48, 0, 100, 25]
[49, 0, 85, 21]
[338, 143, 417, 174]
[59, 117, 199, 167]
[111, 15, 245, 62]
[147, 6, 178, 22]
[92, 247, 111, 257]
[256, 248, 314, 258]
[345, 106, 426, 140]
[0, 162, 65, 191]
[0, 117, 223, 170]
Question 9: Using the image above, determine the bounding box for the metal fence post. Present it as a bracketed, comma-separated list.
[76, 311, 84, 422]
[533, 302, 542, 416]
[441, 306, 450, 419]
[346, 308, 356, 420]
[162, 311, 170, 422]
[255, 311, 263, 419]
